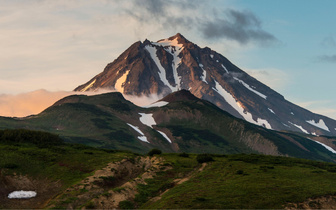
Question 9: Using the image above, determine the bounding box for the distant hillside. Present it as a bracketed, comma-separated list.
[0, 91, 335, 162]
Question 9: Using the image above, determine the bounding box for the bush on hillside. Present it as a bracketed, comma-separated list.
[196, 154, 214, 163]
[147, 148, 162, 156]
[179, 152, 189, 158]
[0, 129, 63, 148]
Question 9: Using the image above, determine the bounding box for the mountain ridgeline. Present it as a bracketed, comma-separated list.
[75, 33, 336, 136]
[1, 91, 336, 162]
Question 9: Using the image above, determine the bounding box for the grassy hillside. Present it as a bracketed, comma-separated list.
[0, 129, 137, 209]
[1, 130, 336, 209]
[141, 154, 336, 209]
[0, 91, 335, 162]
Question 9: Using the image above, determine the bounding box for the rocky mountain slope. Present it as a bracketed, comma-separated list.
[1, 90, 335, 162]
[75, 33, 336, 136]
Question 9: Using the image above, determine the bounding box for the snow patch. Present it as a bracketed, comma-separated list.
[288, 121, 309, 134]
[291, 112, 294, 115]
[268, 108, 275, 114]
[233, 77, 267, 99]
[282, 123, 290, 128]
[145, 45, 176, 91]
[212, 80, 272, 129]
[221, 64, 229, 73]
[156, 130, 172, 143]
[152, 38, 184, 90]
[127, 123, 149, 143]
[80, 79, 96, 92]
[199, 64, 208, 84]
[143, 101, 169, 108]
[306, 119, 330, 132]
[216, 60, 219, 62]
[312, 132, 317, 136]
[115, 70, 130, 93]
[139, 113, 156, 128]
[307, 138, 336, 154]
[210, 54, 214, 59]
[8, 191, 37, 199]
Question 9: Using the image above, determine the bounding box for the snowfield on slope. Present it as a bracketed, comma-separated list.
[306, 119, 330, 132]
[145, 45, 177, 92]
[152, 37, 184, 90]
[288, 121, 309, 134]
[80, 79, 96, 92]
[212, 80, 272, 129]
[199, 64, 208, 84]
[127, 123, 150, 143]
[115, 70, 130, 93]
[307, 138, 336, 154]
[139, 113, 156, 128]
[8, 191, 37, 199]
[233, 77, 267, 99]
[156, 130, 172, 143]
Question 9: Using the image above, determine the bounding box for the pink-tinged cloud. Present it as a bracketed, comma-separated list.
[0, 89, 163, 118]
[0, 89, 73, 117]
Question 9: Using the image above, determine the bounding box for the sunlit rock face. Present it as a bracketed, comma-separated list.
[75, 33, 336, 136]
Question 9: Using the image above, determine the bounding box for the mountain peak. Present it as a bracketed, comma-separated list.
[74, 33, 336, 136]
[169, 33, 188, 42]
[155, 33, 190, 47]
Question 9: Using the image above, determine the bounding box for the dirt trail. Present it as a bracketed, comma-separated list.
[46, 156, 169, 209]
[148, 162, 208, 203]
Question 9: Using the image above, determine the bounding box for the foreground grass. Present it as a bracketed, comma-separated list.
[1, 130, 336, 209]
[139, 154, 336, 209]
[0, 137, 134, 187]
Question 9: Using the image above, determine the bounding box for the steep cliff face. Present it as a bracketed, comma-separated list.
[75, 33, 336, 136]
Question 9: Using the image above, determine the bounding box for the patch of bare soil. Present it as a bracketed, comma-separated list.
[0, 172, 62, 209]
[285, 195, 336, 209]
[46, 156, 169, 209]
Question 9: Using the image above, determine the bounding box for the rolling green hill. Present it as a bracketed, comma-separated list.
[1, 130, 336, 209]
[0, 90, 335, 162]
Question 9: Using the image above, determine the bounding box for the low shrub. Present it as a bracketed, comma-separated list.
[147, 149, 162, 156]
[179, 152, 189, 158]
[196, 154, 214, 163]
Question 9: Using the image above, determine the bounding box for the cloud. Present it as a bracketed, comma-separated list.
[0, 90, 73, 117]
[317, 54, 336, 63]
[200, 9, 277, 46]
[296, 100, 336, 120]
[0, 88, 163, 118]
[245, 68, 290, 90]
[124, 0, 277, 46]
[321, 36, 336, 48]
[0, 1, 278, 96]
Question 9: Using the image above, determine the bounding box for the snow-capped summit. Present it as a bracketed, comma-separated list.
[74, 33, 336, 136]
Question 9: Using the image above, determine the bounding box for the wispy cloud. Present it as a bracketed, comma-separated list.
[124, 0, 278, 46]
[0, 88, 163, 118]
[297, 100, 336, 120]
[200, 9, 278, 46]
[245, 67, 290, 91]
[0, 0, 278, 95]
[321, 36, 336, 48]
[317, 55, 336, 63]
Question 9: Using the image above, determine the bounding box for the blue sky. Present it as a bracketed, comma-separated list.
[0, 0, 336, 119]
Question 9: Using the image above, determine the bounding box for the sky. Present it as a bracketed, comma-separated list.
[1, 0, 336, 119]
